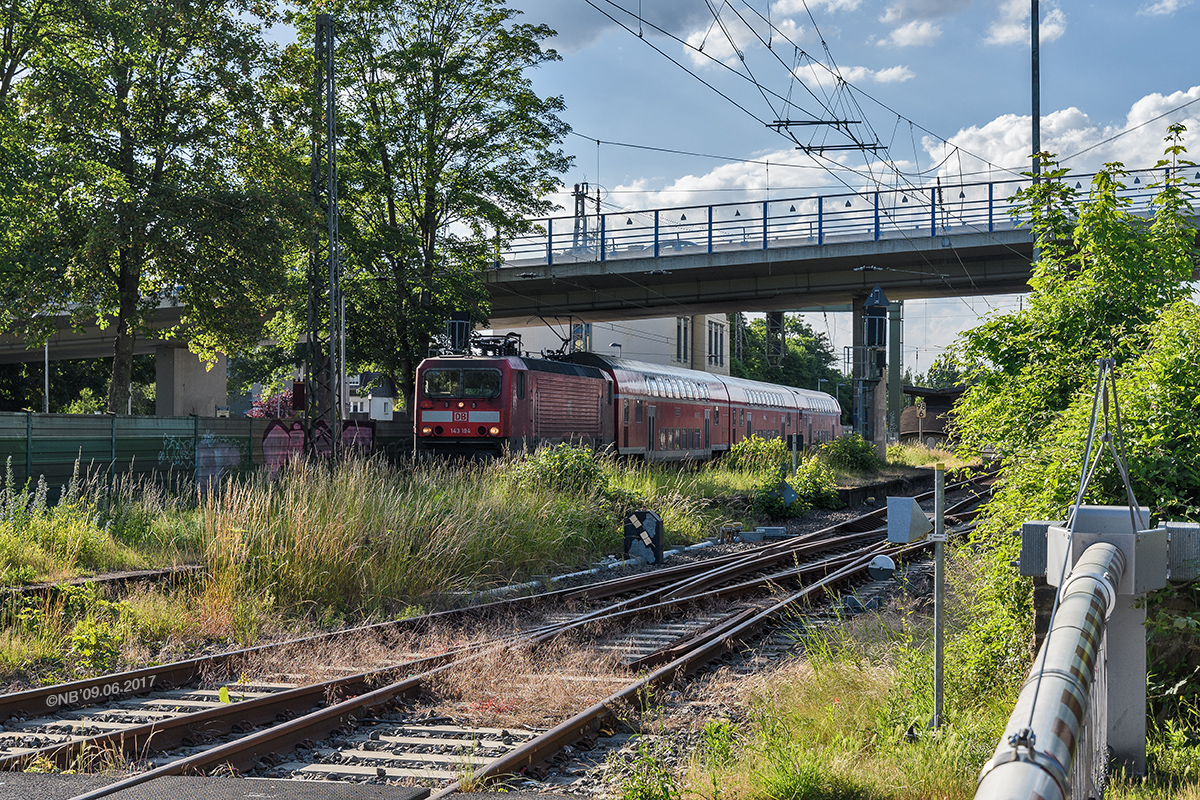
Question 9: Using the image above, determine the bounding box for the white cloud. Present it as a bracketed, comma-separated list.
[880, 0, 973, 25]
[796, 64, 915, 92]
[882, 20, 943, 46]
[773, 0, 861, 13]
[602, 147, 848, 213]
[922, 86, 1200, 178]
[987, 0, 1066, 45]
[1138, 0, 1191, 15]
[515, 0, 712, 54]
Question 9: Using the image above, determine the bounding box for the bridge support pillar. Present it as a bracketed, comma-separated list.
[850, 292, 886, 457]
[155, 346, 228, 417]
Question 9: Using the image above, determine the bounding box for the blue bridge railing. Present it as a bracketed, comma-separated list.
[501, 167, 1181, 268]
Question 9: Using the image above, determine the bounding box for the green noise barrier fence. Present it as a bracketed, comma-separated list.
[0, 412, 413, 496]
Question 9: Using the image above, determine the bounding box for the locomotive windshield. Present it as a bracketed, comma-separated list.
[423, 368, 503, 399]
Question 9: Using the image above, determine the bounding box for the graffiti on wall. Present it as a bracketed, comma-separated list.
[262, 420, 305, 476]
[261, 420, 377, 474]
[158, 432, 249, 485]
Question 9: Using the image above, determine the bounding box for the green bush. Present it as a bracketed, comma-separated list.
[726, 435, 788, 475]
[512, 443, 610, 495]
[788, 455, 843, 510]
[821, 433, 884, 472]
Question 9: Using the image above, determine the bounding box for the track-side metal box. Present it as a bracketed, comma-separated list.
[887, 496, 932, 544]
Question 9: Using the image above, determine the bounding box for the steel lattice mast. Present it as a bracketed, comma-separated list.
[305, 14, 343, 459]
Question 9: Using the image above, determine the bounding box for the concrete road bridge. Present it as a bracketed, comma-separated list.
[485, 168, 1187, 327]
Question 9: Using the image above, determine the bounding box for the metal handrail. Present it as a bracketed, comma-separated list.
[503, 167, 1179, 267]
[974, 541, 1126, 800]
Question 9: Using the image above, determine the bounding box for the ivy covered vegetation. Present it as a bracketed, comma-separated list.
[942, 126, 1200, 794]
[950, 126, 1200, 724]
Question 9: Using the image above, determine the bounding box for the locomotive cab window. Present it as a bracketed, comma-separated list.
[423, 368, 502, 399]
[515, 371, 526, 400]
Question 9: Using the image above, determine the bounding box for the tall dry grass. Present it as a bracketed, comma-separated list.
[199, 457, 623, 616]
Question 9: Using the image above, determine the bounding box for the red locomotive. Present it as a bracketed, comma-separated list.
[414, 336, 842, 459]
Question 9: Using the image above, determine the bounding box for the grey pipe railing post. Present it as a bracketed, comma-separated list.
[975, 542, 1127, 800]
[817, 196, 824, 245]
[546, 218, 553, 265]
[933, 463, 945, 728]
[929, 188, 936, 237]
[988, 183, 994, 232]
[653, 210, 659, 258]
[599, 215, 606, 262]
[707, 206, 713, 253]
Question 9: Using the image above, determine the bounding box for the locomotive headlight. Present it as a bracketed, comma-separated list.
[421, 426, 432, 435]
[489, 426, 500, 435]
[457, 401, 465, 408]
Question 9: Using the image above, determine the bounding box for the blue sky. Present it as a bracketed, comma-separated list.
[508, 0, 1200, 375]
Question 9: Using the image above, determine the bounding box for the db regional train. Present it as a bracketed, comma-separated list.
[414, 334, 843, 460]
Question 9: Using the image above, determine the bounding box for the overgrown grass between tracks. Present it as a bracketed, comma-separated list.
[0, 438, 946, 684]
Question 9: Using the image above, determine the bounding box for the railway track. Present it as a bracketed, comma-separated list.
[1, 473, 991, 799]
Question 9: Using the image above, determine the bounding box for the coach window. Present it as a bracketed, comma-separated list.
[714, 406, 719, 423]
[635, 400, 644, 424]
[623, 399, 630, 424]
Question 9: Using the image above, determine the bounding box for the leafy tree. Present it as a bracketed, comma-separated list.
[923, 353, 964, 389]
[3, 0, 301, 414]
[287, 0, 572, 409]
[0, 355, 154, 413]
[947, 127, 1200, 699]
[954, 127, 1197, 462]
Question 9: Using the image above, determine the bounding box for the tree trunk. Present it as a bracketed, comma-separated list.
[106, 245, 139, 414]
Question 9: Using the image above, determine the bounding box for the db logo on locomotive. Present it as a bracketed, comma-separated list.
[453, 411, 468, 422]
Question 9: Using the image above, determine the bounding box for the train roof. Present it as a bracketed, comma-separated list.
[418, 353, 609, 381]
[563, 353, 839, 412]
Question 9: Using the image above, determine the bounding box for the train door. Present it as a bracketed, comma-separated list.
[533, 389, 540, 444]
[647, 406, 657, 454]
[704, 410, 711, 450]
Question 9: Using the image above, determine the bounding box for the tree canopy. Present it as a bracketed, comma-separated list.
[268, 0, 571, 409]
[1, 0, 303, 413]
[953, 125, 1198, 468]
[948, 125, 1200, 714]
